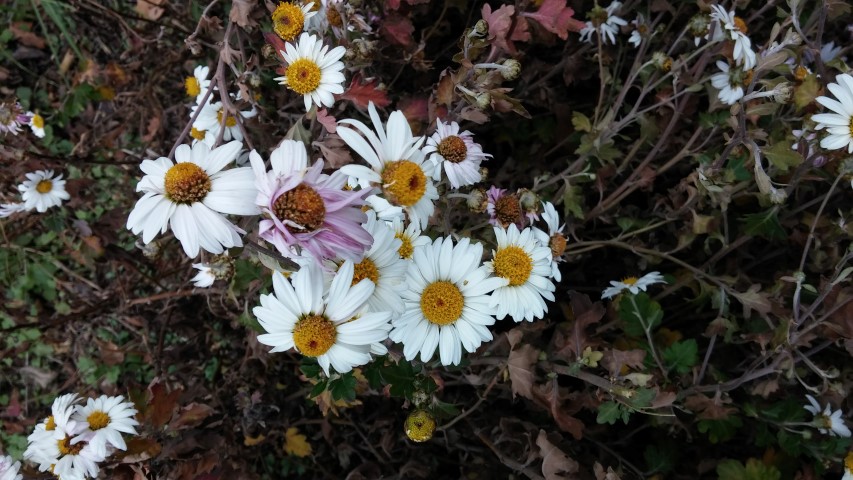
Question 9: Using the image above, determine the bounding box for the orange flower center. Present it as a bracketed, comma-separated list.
[493, 246, 533, 286]
[36, 180, 53, 194]
[285, 59, 322, 95]
[494, 195, 521, 227]
[732, 16, 748, 34]
[352, 258, 379, 285]
[396, 232, 414, 259]
[381, 160, 427, 207]
[272, 184, 326, 231]
[272, 3, 305, 41]
[87, 410, 110, 430]
[550, 233, 567, 259]
[437, 135, 468, 163]
[292, 314, 336, 357]
[164, 162, 211, 204]
[420, 281, 464, 326]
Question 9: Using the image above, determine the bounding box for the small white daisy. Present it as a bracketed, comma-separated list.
[71, 395, 139, 458]
[254, 260, 392, 376]
[487, 224, 556, 322]
[627, 15, 646, 48]
[126, 141, 259, 258]
[390, 236, 507, 365]
[532, 202, 567, 282]
[29, 112, 45, 138]
[18, 170, 70, 213]
[811, 73, 853, 153]
[351, 210, 409, 317]
[271, 1, 317, 42]
[192, 96, 257, 143]
[709, 5, 756, 69]
[275, 32, 346, 112]
[0, 455, 22, 480]
[191, 263, 216, 287]
[338, 102, 438, 229]
[578, 1, 627, 45]
[184, 65, 212, 101]
[710, 60, 751, 105]
[804, 394, 851, 438]
[387, 217, 430, 260]
[422, 120, 491, 189]
[601, 271, 666, 299]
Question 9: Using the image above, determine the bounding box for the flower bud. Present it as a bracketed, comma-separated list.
[472, 19, 488, 37]
[405, 409, 436, 442]
[501, 59, 521, 81]
[474, 92, 491, 110]
[467, 188, 488, 213]
[517, 188, 540, 218]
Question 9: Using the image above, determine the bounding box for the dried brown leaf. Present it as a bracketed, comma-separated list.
[229, 0, 258, 27]
[600, 349, 646, 377]
[536, 430, 580, 479]
[11, 23, 46, 49]
[507, 340, 538, 400]
[168, 402, 215, 430]
[135, 0, 165, 21]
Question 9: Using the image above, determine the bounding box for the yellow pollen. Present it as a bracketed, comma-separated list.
[272, 3, 305, 41]
[292, 314, 336, 357]
[396, 232, 414, 259]
[493, 246, 533, 286]
[185, 76, 201, 97]
[794, 65, 809, 82]
[45, 415, 56, 431]
[732, 16, 748, 34]
[405, 409, 436, 443]
[621, 276, 639, 286]
[164, 162, 212, 204]
[550, 233, 567, 259]
[285, 58, 322, 95]
[352, 258, 379, 285]
[190, 127, 206, 140]
[437, 135, 468, 163]
[272, 184, 326, 231]
[494, 195, 521, 227]
[32, 113, 44, 129]
[420, 281, 464, 326]
[57, 435, 84, 456]
[326, 5, 342, 27]
[381, 160, 427, 207]
[216, 109, 238, 127]
[87, 410, 110, 430]
[845, 451, 853, 473]
[35, 180, 53, 194]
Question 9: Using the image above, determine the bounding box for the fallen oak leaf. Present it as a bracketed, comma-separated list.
[507, 338, 539, 400]
[536, 430, 580, 480]
[339, 73, 391, 109]
[520, 0, 585, 40]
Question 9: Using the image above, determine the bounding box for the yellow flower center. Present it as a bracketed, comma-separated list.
[285, 58, 322, 95]
[36, 180, 53, 194]
[272, 184, 326, 231]
[494, 194, 521, 227]
[45, 415, 56, 431]
[352, 257, 379, 285]
[57, 435, 84, 456]
[420, 281, 464, 326]
[396, 232, 414, 259]
[164, 162, 212, 204]
[732, 16, 748, 34]
[32, 113, 44, 129]
[437, 135, 468, 163]
[87, 410, 110, 430]
[381, 160, 427, 207]
[185, 76, 201, 97]
[272, 3, 305, 41]
[845, 451, 853, 473]
[621, 276, 639, 286]
[493, 246, 533, 286]
[550, 233, 567, 259]
[190, 127, 206, 140]
[216, 108, 238, 127]
[326, 5, 342, 27]
[405, 409, 436, 442]
[292, 314, 336, 357]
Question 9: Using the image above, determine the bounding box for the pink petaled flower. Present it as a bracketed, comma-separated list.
[486, 186, 524, 229]
[423, 120, 491, 189]
[250, 139, 374, 262]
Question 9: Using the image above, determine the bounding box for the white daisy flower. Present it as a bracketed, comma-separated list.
[387, 216, 430, 260]
[275, 32, 346, 112]
[487, 224, 556, 322]
[804, 394, 851, 438]
[126, 141, 259, 258]
[0, 202, 27, 218]
[29, 112, 45, 138]
[532, 202, 567, 282]
[627, 15, 646, 48]
[191, 263, 216, 287]
[578, 1, 627, 45]
[0, 455, 22, 480]
[709, 5, 755, 69]
[254, 260, 393, 376]
[422, 120, 491, 189]
[272, 1, 317, 42]
[70, 395, 139, 458]
[24, 393, 93, 472]
[18, 170, 70, 213]
[184, 65, 212, 101]
[338, 102, 438, 229]
[390, 236, 507, 366]
[811, 74, 853, 153]
[711, 60, 751, 105]
[192, 96, 257, 144]
[52, 432, 104, 480]
[601, 271, 666, 299]
[352, 210, 408, 317]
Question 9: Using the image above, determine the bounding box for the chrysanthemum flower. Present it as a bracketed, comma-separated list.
[0, 100, 30, 136]
[272, 1, 317, 42]
[811, 74, 853, 153]
[18, 170, 70, 213]
[628, 15, 647, 48]
[486, 186, 524, 229]
[191, 263, 216, 287]
[71, 395, 139, 457]
[532, 202, 567, 282]
[710, 60, 752, 105]
[254, 260, 393, 376]
[804, 394, 852, 438]
[0, 455, 22, 480]
[390, 237, 507, 365]
[709, 5, 756, 69]
[338, 102, 438, 229]
[388, 217, 430, 260]
[184, 65, 212, 101]
[29, 112, 45, 138]
[24, 393, 96, 473]
[304, 0, 343, 33]
[578, 1, 626, 45]
[350, 210, 408, 316]
[601, 271, 665, 299]
[250, 140, 373, 262]
[192, 96, 257, 143]
[275, 32, 346, 112]
[127, 141, 258, 258]
[422, 120, 490, 189]
[487, 224, 556, 322]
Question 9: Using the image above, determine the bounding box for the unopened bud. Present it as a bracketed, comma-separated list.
[472, 19, 488, 37]
[652, 51, 672, 72]
[772, 82, 793, 103]
[475, 92, 491, 109]
[501, 59, 521, 81]
[517, 188, 540, 218]
[467, 189, 488, 213]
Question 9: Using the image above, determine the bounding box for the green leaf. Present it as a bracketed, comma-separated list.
[739, 210, 786, 241]
[662, 339, 698, 374]
[644, 444, 677, 474]
[618, 292, 664, 337]
[764, 141, 802, 173]
[562, 184, 585, 220]
[329, 372, 357, 401]
[717, 458, 781, 480]
[571, 111, 592, 133]
[381, 359, 419, 399]
[629, 388, 656, 409]
[698, 415, 742, 443]
[299, 360, 322, 380]
[597, 401, 630, 425]
[309, 379, 328, 398]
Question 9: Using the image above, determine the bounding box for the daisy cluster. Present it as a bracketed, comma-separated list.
[706, 4, 758, 105]
[18, 393, 139, 480]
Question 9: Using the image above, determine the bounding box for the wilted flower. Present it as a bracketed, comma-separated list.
[0, 100, 31, 136]
[602, 272, 666, 299]
[423, 120, 491, 189]
[710, 61, 752, 105]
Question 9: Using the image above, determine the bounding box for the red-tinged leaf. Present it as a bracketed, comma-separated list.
[263, 32, 287, 62]
[168, 402, 215, 430]
[380, 13, 414, 47]
[340, 74, 391, 109]
[146, 380, 182, 428]
[520, 0, 585, 40]
[387, 0, 401, 9]
[398, 97, 429, 124]
[316, 108, 337, 133]
[482, 4, 530, 55]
